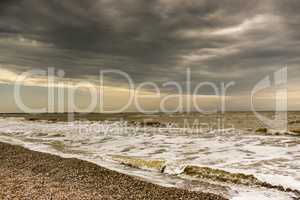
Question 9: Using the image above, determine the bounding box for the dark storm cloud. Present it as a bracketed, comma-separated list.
[0, 0, 299, 94]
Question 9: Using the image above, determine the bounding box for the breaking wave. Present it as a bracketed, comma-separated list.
[112, 155, 300, 197]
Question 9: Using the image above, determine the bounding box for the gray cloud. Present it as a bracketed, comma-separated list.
[0, 0, 299, 95]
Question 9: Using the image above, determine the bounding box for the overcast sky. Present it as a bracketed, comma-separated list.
[0, 0, 299, 112]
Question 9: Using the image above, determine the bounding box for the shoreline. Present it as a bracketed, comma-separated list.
[0, 142, 227, 200]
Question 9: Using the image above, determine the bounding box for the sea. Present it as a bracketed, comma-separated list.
[0, 112, 299, 200]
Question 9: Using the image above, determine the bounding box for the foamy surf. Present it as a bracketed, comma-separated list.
[111, 155, 299, 198]
[0, 117, 299, 200]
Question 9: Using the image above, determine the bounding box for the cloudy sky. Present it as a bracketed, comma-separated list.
[0, 0, 299, 112]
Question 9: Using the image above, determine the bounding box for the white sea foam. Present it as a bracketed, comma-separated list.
[231, 190, 294, 200]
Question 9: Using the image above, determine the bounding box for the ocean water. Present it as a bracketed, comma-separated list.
[0, 115, 299, 200]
